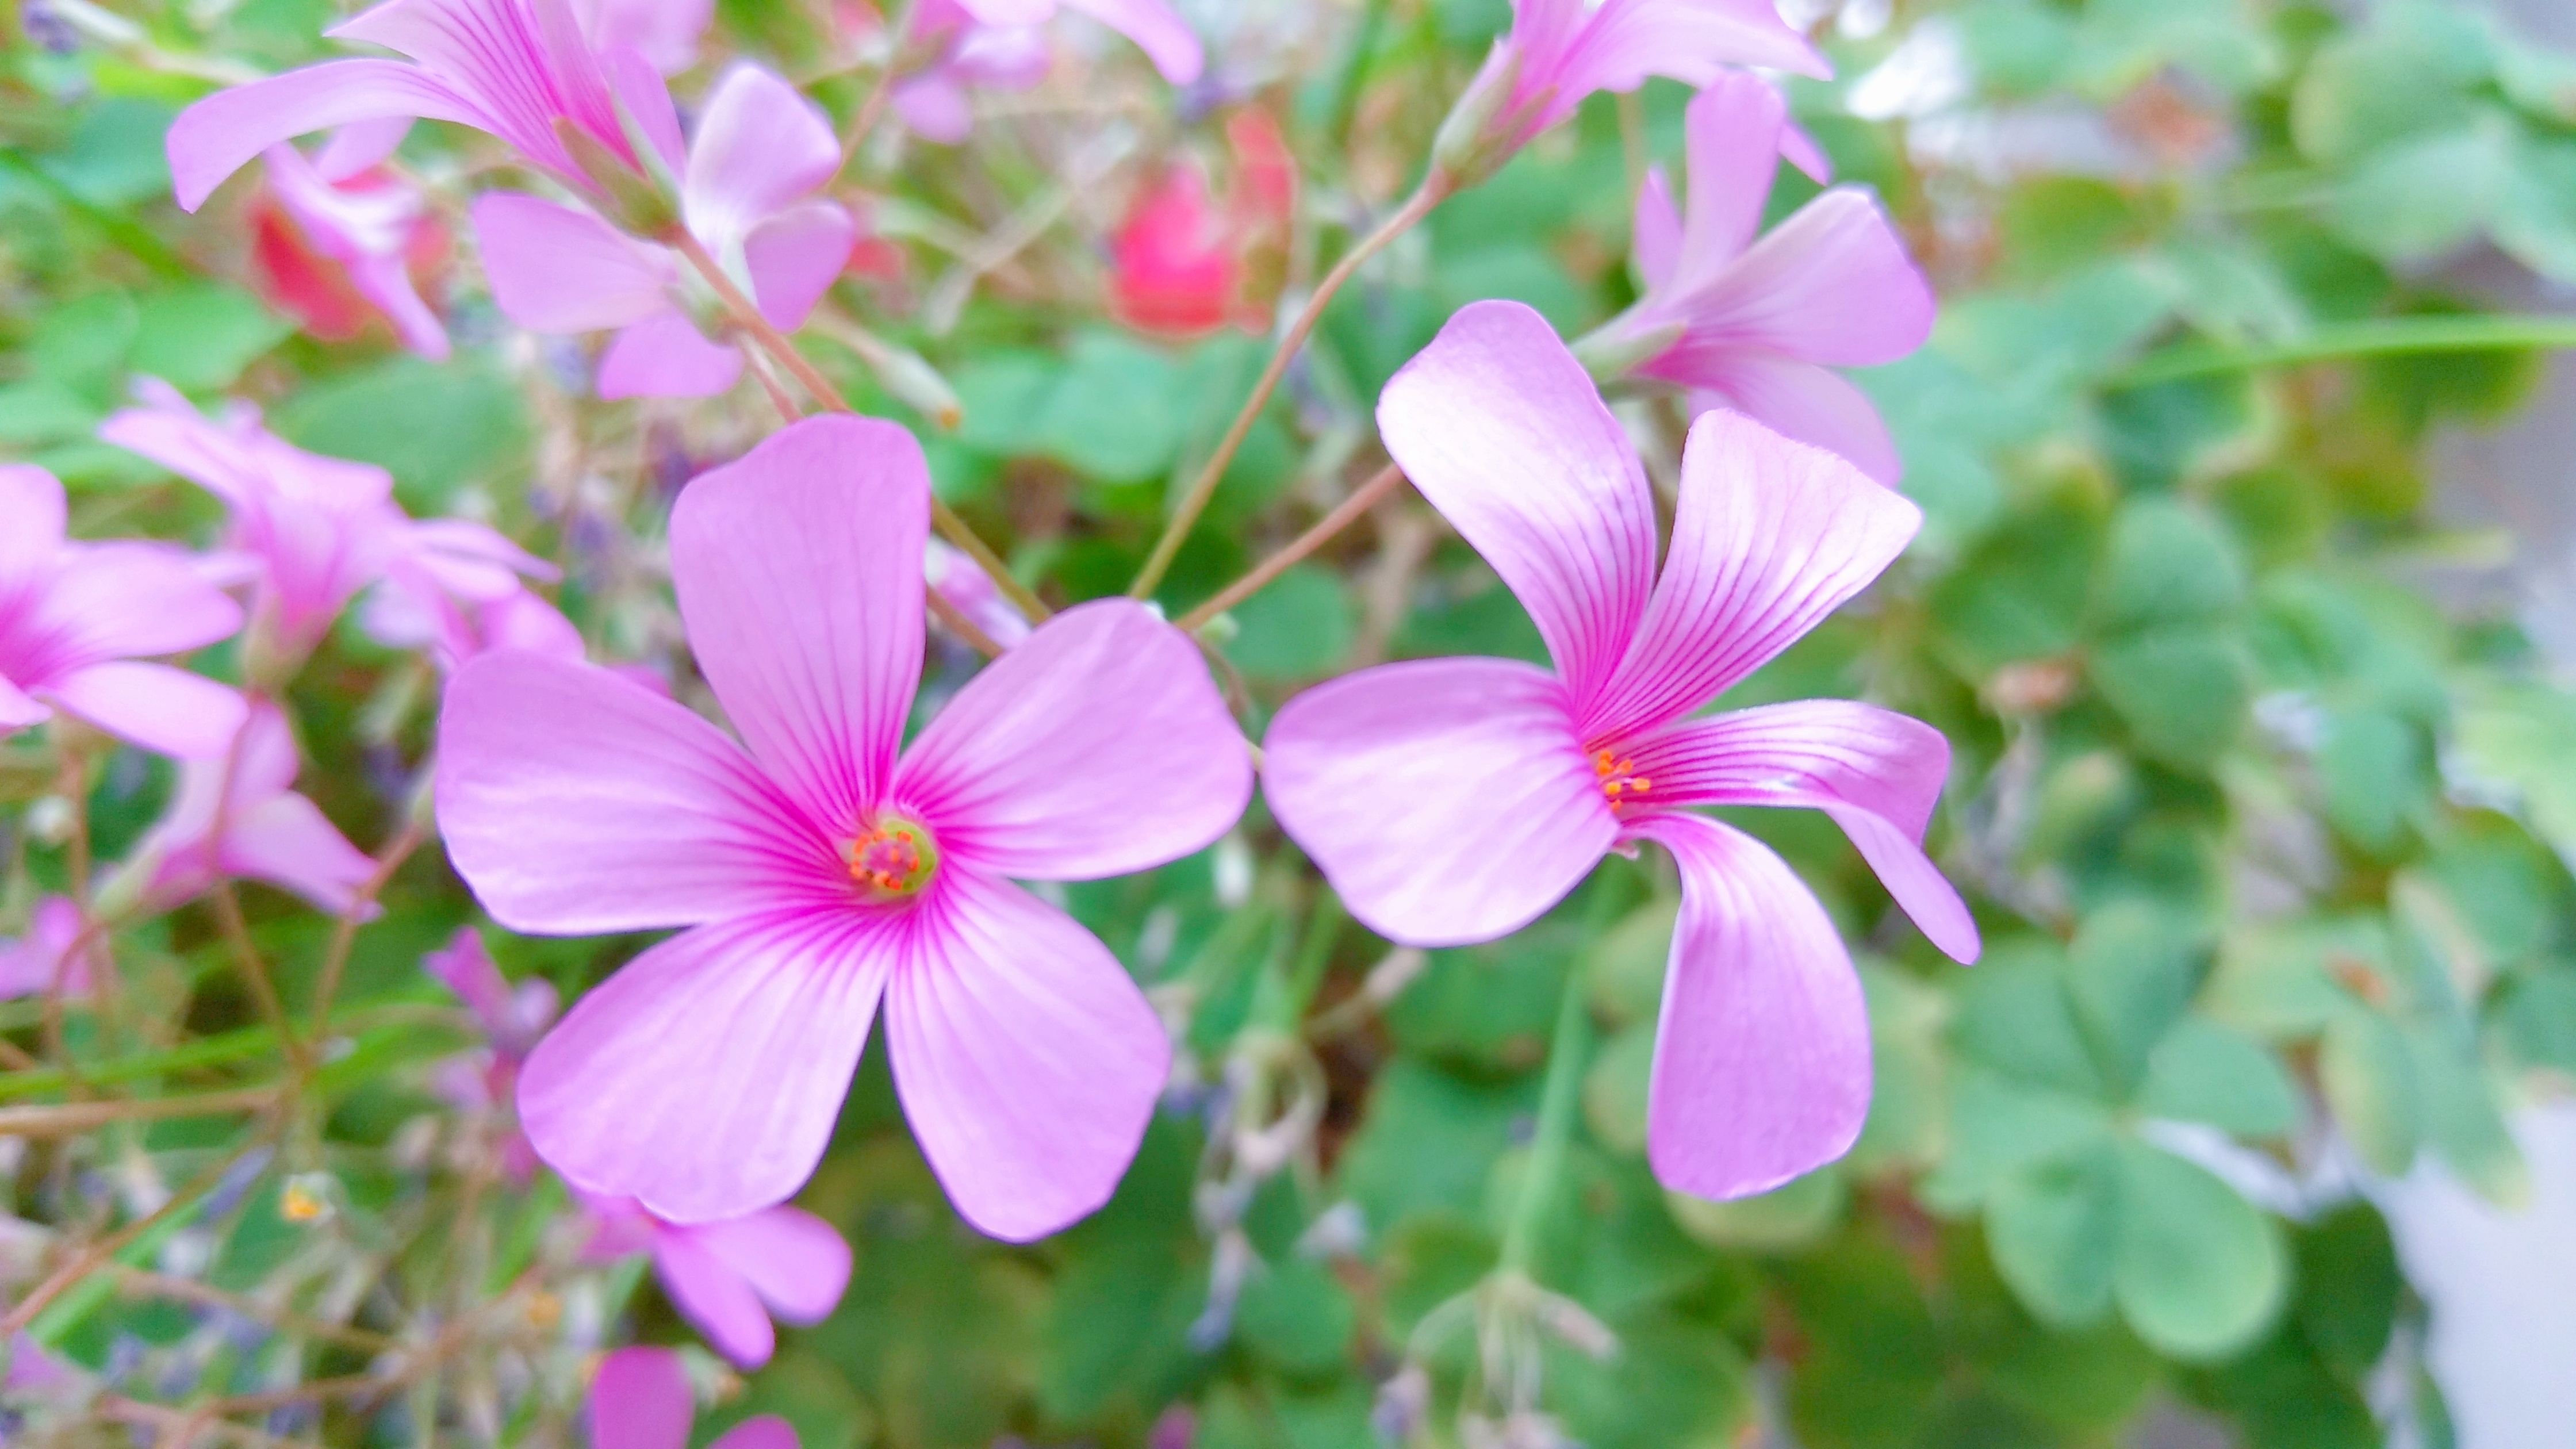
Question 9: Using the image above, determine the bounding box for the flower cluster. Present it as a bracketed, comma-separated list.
[2, 0, 1980, 1420]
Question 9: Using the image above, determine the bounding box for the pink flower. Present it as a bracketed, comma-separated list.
[137, 702, 379, 916]
[1260, 302, 1979, 1202]
[1435, 0, 1826, 183]
[1106, 113, 1295, 339]
[101, 384, 559, 673]
[363, 523, 581, 671]
[574, 0, 713, 75]
[435, 416, 1252, 1235]
[588, 1346, 796, 1449]
[0, 463, 247, 760]
[891, 0, 1203, 144]
[923, 539, 1030, 649]
[425, 927, 559, 1179]
[1576, 75, 1933, 485]
[0, 898, 89, 1000]
[252, 142, 451, 358]
[165, 0, 695, 214]
[471, 64, 859, 398]
[581, 1193, 851, 1367]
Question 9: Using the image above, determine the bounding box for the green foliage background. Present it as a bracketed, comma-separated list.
[7, 0, 2576, 1443]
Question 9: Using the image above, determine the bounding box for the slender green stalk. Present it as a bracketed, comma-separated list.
[2110, 315, 2576, 389]
[1129, 178, 1450, 600]
[1500, 961, 1596, 1275]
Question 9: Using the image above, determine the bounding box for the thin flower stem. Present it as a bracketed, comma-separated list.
[1128, 177, 1449, 601]
[0, 1140, 268, 1336]
[924, 581, 1010, 658]
[673, 231, 1052, 628]
[1498, 957, 1596, 1276]
[305, 821, 426, 1050]
[210, 883, 304, 1078]
[117, 1267, 398, 1352]
[837, 0, 921, 174]
[1175, 462, 1410, 632]
[0, 1084, 281, 1137]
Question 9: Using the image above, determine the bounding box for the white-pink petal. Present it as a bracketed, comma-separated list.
[470, 193, 674, 333]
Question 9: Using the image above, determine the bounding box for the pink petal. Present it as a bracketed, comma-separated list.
[42, 663, 247, 760]
[346, 252, 451, 359]
[1585, 411, 1920, 741]
[1624, 702, 1980, 962]
[597, 311, 743, 398]
[332, 0, 629, 177]
[223, 791, 379, 914]
[652, 1229, 776, 1366]
[1662, 73, 1785, 295]
[1780, 118, 1832, 185]
[1558, 0, 1828, 94]
[0, 465, 66, 587]
[892, 75, 975, 144]
[681, 65, 842, 256]
[589, 1346, 692, 1449]
[1627, 810, 1870, 1201]
[1674, 190, 1934, 368]
[518, 910, 896, 1222]
[313, 116, 414, 178]
[1631, 167, 1682, 292]
[1262, 657, 1613, 948]
[166, 59, 481, 211]
[1059, 0, 1205, 83]
[601, 42, 685, 172]
[894, 599, 1250, 881]
[743, 201, 857, 331]
[436, 650, 834, 934]
[469, 193, 673, 333]
[885, 869, 1168, 1241]
[669, 416, 927, 835]
[1675, 358, 1903, 486]
[33, 543, 247, 665]
[708, 1419, 800, 1449]
[0, 677, 46, 733]
[693, 1205, 852, 1324]
[1377, 300, 1657, 711]
[574, 0, 711, 74]
[0, 898, 87, 1000]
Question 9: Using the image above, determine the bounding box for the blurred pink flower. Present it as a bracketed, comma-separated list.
[166, 0, 696, 213]
[0, 463, 247, 759]
[1261, 302, 1979, 1202]
[891, 0, 1203, 144]
[363, 523, 581, 671]
[252, 141, 451, 358]
[471, 64, 858, 398]
[5, 1332, 78, 1394]
[1580, 75, 1933, 485]
[580, 1193, 852, 1367]
[436, 415, 1251, 1235]
[139, 702, 379, 916]
[101, 383, 559, 673]
[1438, 0, 1824, 183]
[425, 927, 558, 1179]
[923, 539, 1030, 649]
[574, 0, 713, 75]
[0, 898, 89, 1000]
[1107, 112, 1295, 339]
[588, 1346, 796, 1449]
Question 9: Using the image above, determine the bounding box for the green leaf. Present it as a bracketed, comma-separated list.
[2096, 498, 2247, 631]
[32, 290, 139, 403]
[2137, 1018, 2300, 1136]
[2295, 1202, 2401, 1382]
[2327, 124, 2510, 266]
[1334, 1058, 1537, 1230]
[1219, 565, 1355, 680]
[1581, 1019, 1655, 1155]
[2067, 900, 2206, 1097]
[1929, 489, 2106, 672]
[2493, 132, 2576, 283]
[1851, 960, 1953, 1173]
[1987, 1143, 2121, 1328]
[34, 98, 177, 206]
[1667, 1167, 1847, 1252]
[1922, 1067, 2118, 1212]
[275, 355, 533, 507]
[1584, 898, 1678, 1025]
[1037, 332, 1185, 482]
[127, 284, 293, 393]
[1377, 1212, 1496, 1339]
[2408, 1025, 2529, 1206]
[950, 351, 1062, 458]
[2319, 1007, 2422, 1176]
[2111, 1140, 2287, 1360]
[2090, 624, 2250, 768]
[2319, 708, 2431, 854]
[1383, 920, 1578, 1072]
[2291, 5, 2491, 164]
[1235, 1256, 1356, 1382]
[1951, 938, 2106, 1098]
[2454, 676, 2576, 872]
[1553, 1310, 1754, 1449]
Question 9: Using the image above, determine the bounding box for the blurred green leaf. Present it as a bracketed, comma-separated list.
[2111, 1140, 2286, 1360]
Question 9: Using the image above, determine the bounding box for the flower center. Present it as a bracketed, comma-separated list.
[846, 815, 938, 899]
[1594, 750, 1653, 811]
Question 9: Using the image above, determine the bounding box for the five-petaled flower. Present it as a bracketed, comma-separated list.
[1435, 0, 1827, 186]
[1574, 74, 1934, 485]
[891, 0, 1204, 145]
[165, 0, 704, 214]
[579, 1192, 851, 1367]
[435, 415, 1252, 1236]
[471, 63, 860, 399]
[0, 463, 247, 760]
[135, 702, 380, 917]
[424, 927, 561, 1181]
[1262, 301, 1981, 1202]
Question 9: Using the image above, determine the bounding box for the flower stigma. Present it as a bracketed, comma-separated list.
[1594, 750, 1652, 811]
[848, 815, 938, 899]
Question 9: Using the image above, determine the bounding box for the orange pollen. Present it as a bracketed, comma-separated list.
[846, 820, 935, 896]
[1593, 750, 1653, 811]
